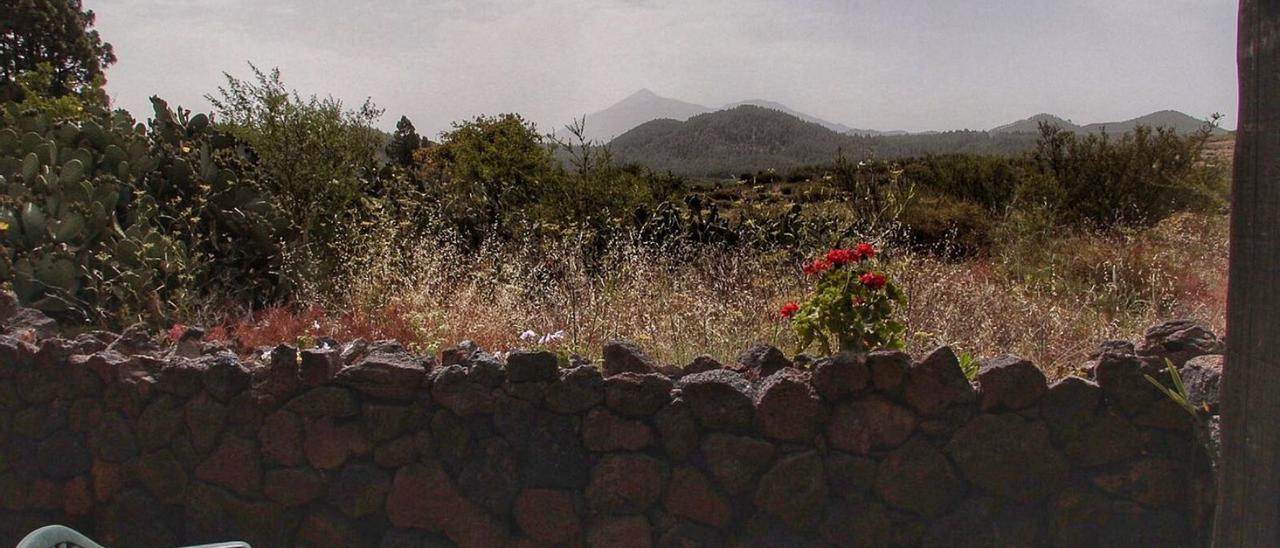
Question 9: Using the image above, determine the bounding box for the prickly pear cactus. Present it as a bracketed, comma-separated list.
[0, 103, 176, 320]
[143, 97, 286, 303]
[0, 98, 284, 325]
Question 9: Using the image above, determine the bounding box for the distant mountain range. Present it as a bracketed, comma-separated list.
[990, 110, 1225, 135]
[573, 89, 1220, 144]
[719, 99, 910, 137]
[609, 105, 1041, 177]
[571, 89, 1225, 176]
[574, 89, 904, 142]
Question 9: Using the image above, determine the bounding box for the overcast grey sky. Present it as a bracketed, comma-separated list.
[86, 0, 1238, 135]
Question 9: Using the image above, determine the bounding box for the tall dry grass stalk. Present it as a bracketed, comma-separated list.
[242, 212, 1226, 380]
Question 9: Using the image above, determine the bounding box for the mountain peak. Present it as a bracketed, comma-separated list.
[627, 88, 658, 100]
[991, 113, 1079, 133]
[578, 90, 711, 142]
[1080, 110, 1224, 135]
[723, 99, 855, 134]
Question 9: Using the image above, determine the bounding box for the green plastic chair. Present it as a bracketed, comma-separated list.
[17, 525, 250, 548]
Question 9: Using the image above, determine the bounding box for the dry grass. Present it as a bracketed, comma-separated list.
[894, 213, 1227, 377]
[213, 212, 1227, 380]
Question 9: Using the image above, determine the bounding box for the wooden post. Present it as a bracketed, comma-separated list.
[1214, 1, 1280, 545]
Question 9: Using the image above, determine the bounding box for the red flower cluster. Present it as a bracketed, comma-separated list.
[826, 248, 856, 266]
[860, 271, 887, 290]
[803, 258, 832, 275]
[167, 323, 188, 342]
[806, 243, 877, 276]
[779, 302, 800, 319]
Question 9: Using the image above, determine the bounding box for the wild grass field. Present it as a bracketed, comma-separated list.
[208, 207, 1227, 381]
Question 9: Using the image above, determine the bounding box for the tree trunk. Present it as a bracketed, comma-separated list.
[1214, 1, 1280, 545]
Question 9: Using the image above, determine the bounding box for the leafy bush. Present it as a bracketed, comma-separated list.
[207, 65, 385, 280]
[900, 153, 1023, 211]
[1027, 122, 1225, 226]
[898, 192, 994, 256]
[414, 113, 560, 245]
[540, 122, 677, 237]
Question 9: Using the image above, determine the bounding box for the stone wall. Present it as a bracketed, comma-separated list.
[0, 305, 1222, 547]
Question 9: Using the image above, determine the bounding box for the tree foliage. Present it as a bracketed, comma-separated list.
[3, 62, 95, 121]
[386, 115, 422, 167]
[414, 113, 558, 242]
[0, 0, 116, 100]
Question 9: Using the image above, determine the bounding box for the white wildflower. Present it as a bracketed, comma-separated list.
[539, 330, 566, 345]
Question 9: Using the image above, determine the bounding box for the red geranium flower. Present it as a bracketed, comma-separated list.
[779, 302, 800, 319]
[803, 258, 832, 275]
[826, 248, 855, 266]
[167, 323, 187, 342]
[855, 242, 876, 260]
[859, 271, 887, 290]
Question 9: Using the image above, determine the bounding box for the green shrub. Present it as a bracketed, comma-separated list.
[1027, 123, 1226, 226]
[900, 153, 1023, 211]
[898, 192, 994, 256]
[414, 113, 561, 245]
[207, 65, 385, 280]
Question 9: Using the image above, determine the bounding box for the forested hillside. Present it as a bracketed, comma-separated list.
[608, 106, 1040, 176]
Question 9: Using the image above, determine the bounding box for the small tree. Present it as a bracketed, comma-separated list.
[386, 115, 422, 167]
[542, 117, 658, 233]
[417, 113, 560, 242]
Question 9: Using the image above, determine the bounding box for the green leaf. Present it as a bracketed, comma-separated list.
[21, 152, 39, 181]
[188, 113, 210, 133]
[20, 202, 47, 243]
[60, 158, 85, 185]
[50, 212, 85, 243]
[0, 128, 19, 152]
[1143, 358, 1199, 418]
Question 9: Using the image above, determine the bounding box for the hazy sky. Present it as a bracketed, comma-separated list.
[86, 0, 1239, 135]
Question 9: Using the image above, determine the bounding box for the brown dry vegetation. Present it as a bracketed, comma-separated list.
[215, 211, 1227, 380]
[1202, 133, 1236, 167]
